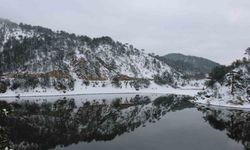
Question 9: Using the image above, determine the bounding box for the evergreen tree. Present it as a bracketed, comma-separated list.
[245, 47, 250, 60]
[226, 71, 244, 95]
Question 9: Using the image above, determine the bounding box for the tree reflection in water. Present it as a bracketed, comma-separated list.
[0, 94, 193, 150]
[197, 105, 250, 150]
[2, 95, 250, 150]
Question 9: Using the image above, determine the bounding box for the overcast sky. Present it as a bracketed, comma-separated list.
[0, 0, 249, 64]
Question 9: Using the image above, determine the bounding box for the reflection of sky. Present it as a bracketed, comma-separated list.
[1, 0, 249, 64]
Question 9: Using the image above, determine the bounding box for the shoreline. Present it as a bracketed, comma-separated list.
[193, 99, 250, 109]
[0, 92, 168, 98]
[0, 89, 200, 98]
[0, 81, 202, 98]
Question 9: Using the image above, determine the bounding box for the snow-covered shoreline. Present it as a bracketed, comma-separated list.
[194, 82, 250, 109]
[0, 87, 200, 98]
[194, 99, 250, 109]
[0, 80, 202, 98]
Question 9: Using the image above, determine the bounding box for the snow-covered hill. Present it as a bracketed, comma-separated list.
[195, 53, 250, 108]
[0, 18, 203, 96]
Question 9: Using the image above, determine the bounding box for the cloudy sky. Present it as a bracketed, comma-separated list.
[0, 0, 249, 64]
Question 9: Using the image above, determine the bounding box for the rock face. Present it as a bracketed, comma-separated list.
[0, 18, 186, 92]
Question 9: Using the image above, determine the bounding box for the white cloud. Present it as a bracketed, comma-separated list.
[0, 0, 249, 64]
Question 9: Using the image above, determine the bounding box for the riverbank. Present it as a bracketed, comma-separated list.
[0, 82, 201, 98]
[194, 98, 250, 109]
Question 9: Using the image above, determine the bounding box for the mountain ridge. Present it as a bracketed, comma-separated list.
[157, 53, 220, 78]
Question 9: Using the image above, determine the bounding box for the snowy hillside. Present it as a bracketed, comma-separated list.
[0, 19, 168, 77]
[195, 51, 250, 108]
[0, 18, 205, 97]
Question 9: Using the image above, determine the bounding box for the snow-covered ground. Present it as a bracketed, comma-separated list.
[193, 64, 250, 109]
[194, 83, 250, 109]
[0, 80, 201, 98]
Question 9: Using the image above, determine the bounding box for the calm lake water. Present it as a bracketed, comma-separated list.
[0, 94, 249, 150]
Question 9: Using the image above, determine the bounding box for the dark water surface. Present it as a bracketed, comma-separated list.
[0, 94, 249, 150]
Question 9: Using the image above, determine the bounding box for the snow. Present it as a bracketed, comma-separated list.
[0, 19, 201, 101]
[194, 83, 250, 109]
[195, 98, 250, 109]
[2, 26, 35, 45]
[193, 64, 250, 109]
[0, 80, 200, 98]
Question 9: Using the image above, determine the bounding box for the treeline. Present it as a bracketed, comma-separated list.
[0, 72, 75, 93]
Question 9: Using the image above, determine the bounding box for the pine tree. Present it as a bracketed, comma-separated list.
[245, 47, 250, 60]
[226, 71, 244, 95]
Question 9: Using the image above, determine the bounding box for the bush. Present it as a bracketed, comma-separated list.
[154, 73, 174, 85]
[83, 80, 90, 86]
[11, 79, 23, 90]
[0, 81, 7, 93]
[24, 76, 39, 89]
[134, 79, 150, 89]
[10, 75, 39, 90]
[209, 65, 231, 84]
[68, 78, 75, 90]
[102, 82, 106, 87]
[53, 79, 67, 90]
[40, 74, 51, 88]
[111, 77, 121, 88]
[205, 80, 216, 88]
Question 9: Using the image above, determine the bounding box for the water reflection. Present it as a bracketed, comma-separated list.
[0, 94, 193, 150]
[197, 105, 250, 150]
[2, 95, 250, 150]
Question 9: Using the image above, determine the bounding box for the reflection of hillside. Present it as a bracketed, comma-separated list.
[197, 106, 250, 150]
[0, 94, 193, 150]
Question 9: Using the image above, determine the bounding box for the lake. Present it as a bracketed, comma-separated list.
[0, 94, 249, 150]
